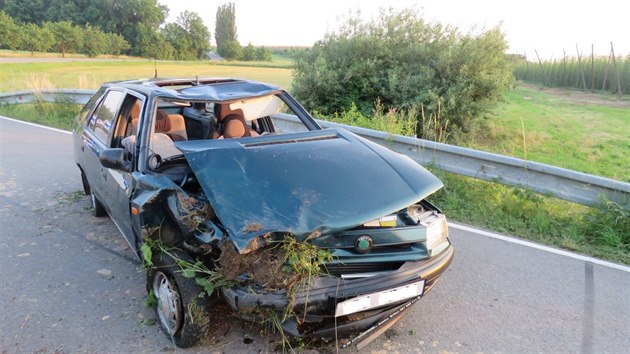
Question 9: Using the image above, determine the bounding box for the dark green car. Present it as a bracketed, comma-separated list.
[73, 78, 453, 348]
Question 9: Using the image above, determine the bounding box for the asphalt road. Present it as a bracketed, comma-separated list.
[1, 116, 628, 353]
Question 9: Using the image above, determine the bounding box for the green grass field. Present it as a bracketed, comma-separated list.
[470, 84, 630, 182]
[0, 60, 294, 93]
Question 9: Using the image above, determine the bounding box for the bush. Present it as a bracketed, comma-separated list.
[255, 46, 272, 62]
[217, 40, 242, 60]
[242, 42, 256, 61]
[292, 8, 514, 136]
[316, 99, 417, 137]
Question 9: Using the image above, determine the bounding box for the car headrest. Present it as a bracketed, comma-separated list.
[131, 100, 141, 120]
[223, 114, 250, 138]
[155, 110, 171, 133]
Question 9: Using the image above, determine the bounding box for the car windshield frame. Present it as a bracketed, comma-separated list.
[135, 90, 322, 174]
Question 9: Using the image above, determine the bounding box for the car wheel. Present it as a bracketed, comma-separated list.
[91, 192, 107, 217]
[148, 250, 213, 348]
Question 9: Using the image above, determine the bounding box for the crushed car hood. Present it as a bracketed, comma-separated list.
[181, 128, 443, 253]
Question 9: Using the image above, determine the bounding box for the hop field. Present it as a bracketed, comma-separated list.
[514, 53, 630, 95]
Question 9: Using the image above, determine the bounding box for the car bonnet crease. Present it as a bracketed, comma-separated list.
[181, 128, 443, 253]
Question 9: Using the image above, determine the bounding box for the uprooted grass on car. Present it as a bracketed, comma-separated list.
[141, 234, 334, 351]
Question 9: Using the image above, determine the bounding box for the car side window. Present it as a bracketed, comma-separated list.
[114, 95, 144, 151]
[78, 87, 106, 128]
[88, 90, 125, 144]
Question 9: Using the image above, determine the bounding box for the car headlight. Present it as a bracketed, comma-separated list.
[419, 211, 448, 251]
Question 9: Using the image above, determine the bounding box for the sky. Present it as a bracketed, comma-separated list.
[158, 0, 629, 59]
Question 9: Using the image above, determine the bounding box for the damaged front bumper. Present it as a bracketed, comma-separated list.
[221, 242, 454, 341]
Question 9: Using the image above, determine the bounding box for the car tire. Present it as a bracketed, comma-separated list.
[148, 250, 213, 348]
[91, 192, 107, 217]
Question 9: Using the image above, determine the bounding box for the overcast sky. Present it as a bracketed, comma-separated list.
[159, 0, 629, 59]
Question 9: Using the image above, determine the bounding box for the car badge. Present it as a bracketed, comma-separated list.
[354, 235, 374, 253]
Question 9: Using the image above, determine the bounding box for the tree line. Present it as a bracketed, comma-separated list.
[0, 11, 130, 57]
[0, 0, 271, 61]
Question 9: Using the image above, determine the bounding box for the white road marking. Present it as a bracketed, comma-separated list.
[0, 115, 72, 135]
[3, 115, 629, 273]
[450, 222, 630, 273]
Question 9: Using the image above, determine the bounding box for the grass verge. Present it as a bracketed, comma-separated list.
[0, 102, 81, 131]
[468, 84, 630, 182]
[429, 170, 629, 265]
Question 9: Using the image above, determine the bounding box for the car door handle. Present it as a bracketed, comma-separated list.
[81, 135, 95, 152]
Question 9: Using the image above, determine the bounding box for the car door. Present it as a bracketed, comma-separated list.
[81, 89, 141, 252]
[100, 93, 146, 253]
[81, 89, 125, 206]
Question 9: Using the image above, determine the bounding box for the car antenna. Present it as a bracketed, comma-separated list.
[154, 59, 158, 78]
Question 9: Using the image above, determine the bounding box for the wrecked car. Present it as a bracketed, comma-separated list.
[73, 78, 454, 349]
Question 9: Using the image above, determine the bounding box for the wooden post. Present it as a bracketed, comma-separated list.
[535, 50, 547, 85]
[525, 52, 530, 80]
[610, 41, 622, 96]
[590, 44, 595, 91]
[602, 48, 611, 92]
[563, 49, 568, 87]
[576, 44, 587, 90]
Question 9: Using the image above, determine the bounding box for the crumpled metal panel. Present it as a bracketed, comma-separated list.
[131, 174, 208, 240]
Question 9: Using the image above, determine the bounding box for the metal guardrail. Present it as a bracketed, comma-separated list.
[0, 89, 95, 105]
[2, 89, 628, 209]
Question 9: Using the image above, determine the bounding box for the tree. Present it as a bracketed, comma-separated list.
[220, 40, 242, 61]
[0, 11, 22, 50]
[292, 8, 513, 135]
[215, 2, 239, 59]
[45, 21, 83, 57]
[176, 10, 211, 59]
[106, 0, 167, 57]
[105, 32, 130, 55]
[81, 24, 108, 57]
[163, 22, 195, 60]
[242, 42, 256, 61]
[136, 23, 174, 59]
[20, 23, 54, 55]
[1, 0, 168, 57]
[255, 46, 272, 62]
[0, 0, 49, 24]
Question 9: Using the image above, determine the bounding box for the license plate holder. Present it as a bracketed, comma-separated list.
[335, 280, 425, 317]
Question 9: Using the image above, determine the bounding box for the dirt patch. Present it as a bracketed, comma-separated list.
[218, 242, 299, 289]
[520, 83, 630, 108]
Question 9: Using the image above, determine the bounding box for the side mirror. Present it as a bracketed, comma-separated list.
[99, 148, 131, 172]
